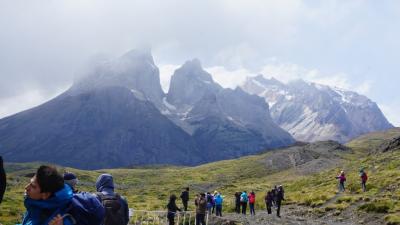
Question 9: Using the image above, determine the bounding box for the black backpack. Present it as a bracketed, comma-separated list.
[96, 192, 126, 225]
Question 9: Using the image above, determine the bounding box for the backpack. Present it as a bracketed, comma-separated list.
[66, 192, 105, 225]
[97, 192, 126, 225]
[249, 194, 255, 204]
[240, 194, 248, 203]
[361, 172, 368, 182]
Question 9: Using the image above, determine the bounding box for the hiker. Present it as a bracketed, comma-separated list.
[234, 192, 241, 214]
[276, 186, 284, 218]
[167, 194, 181, 225]
[0, 156, 6, 204]
[265, 191, 273, 214]
[206, 192, 214, 214]
[63, 172, 105, 225]
[359, 168, 368, 192]
[249, 191, 256, 215]
[21, 165, 74, 225]
[336, 170, 346, 192]
[271, 186, 278, 209]
[214, 192, 224, 217]
[278, 185, 285, 200]
[195, 193, 207, 225]
[63, 172, 79, 193]
[96, 174, 129, 225]
[240, 191, 248, 215]
[180, 187, 190, 211]
[212, 190, 217, 214]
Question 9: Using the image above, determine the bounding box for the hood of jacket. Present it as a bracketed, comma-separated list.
[96, 173, 115, 194]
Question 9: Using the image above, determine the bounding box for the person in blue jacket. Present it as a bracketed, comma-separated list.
[21, 165, 74, 225]
[214, 192, 224, 217]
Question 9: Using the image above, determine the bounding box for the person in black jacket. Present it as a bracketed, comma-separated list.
[0, 156, 6, 204]
[180, 187, 189, 211]
[234, 192, 241, 214]
[276, 186, 285, 217]
[167, 194, 181, 225]
[265, 191, 273, 214]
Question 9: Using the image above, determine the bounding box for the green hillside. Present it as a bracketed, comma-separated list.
[1, 128, 399, 225]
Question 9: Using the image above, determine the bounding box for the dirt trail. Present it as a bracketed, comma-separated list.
[208, 203, 385, 225]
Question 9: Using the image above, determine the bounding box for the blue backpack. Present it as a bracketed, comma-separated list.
[66, 192, 105, 225]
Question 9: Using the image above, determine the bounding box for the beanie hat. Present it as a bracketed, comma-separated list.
[64, 172, 78, 187]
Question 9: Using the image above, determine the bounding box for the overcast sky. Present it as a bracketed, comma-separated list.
[0, 0, 399, 126]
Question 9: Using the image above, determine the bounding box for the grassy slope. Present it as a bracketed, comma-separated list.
[1, 128, 399, 225]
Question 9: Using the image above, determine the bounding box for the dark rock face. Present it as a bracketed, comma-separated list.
[375, 136, 400, 152]
[0, 87, 204, 169]
[241, 76, 393, 143]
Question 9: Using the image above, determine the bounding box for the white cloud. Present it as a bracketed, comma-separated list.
[158, 64, 180, 93]
[207, 61, 354, 90]
[379, 103, 400, 127]
[0, 85, 68, 119]
[206, 66, 251, 89]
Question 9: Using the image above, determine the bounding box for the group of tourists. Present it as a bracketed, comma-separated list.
[166, 186, 285, 225]
[6, 164, 129, 225]
[233, 186, 284, 218]
[0, 156, 372, 225]
[167, 189, 225, 225]
[335, 168, 368, 192]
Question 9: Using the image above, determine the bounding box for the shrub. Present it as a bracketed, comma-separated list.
[358, 202, 391, 213]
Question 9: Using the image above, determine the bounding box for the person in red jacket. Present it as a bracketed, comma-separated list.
[359, 169, 368, 192]
[248, 191, 256, 215]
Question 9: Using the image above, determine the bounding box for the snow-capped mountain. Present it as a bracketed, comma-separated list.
[0, 50, 294, 169]
[241, 75, 393, 143]
[164, 60, 295, 160]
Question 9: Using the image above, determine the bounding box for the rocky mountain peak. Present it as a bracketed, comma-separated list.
[69, 49, 164, 106]
[240, 76, 393, 143]
[166, 59, 221, 106]
[120, 48, 154, 65]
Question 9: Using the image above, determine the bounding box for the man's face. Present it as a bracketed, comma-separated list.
[25, 175, 50, 200]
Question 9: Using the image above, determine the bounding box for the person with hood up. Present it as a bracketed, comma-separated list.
[214, 192, 224, 217]
[95, 174, 129, 225]
[20, 165, 74, 225]
[0, 156, 6, 204]
[167, 194, 181, 225]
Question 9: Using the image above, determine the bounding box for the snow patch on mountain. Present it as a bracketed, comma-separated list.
[241, 75, 393, 143]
